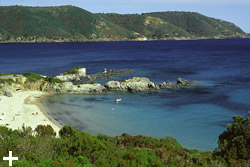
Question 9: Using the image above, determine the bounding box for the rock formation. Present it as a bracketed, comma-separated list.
[104, 77, 160, 92]
[0, 68, 199, 97]
[55, 67, 86, 82]
[46, 82, 106, 94]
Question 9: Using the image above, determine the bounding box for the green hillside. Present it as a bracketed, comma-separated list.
[100, 12, 247, 40]
[147, 12, 246, 38]
[0, 6, 247, 42]
[0, 6, 137, 42]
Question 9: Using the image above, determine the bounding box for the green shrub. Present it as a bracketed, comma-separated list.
[0, 73, 12, 76]
[59, 126, 77, 138]
[213, 113, 250, 166]
[0, 78, 14, 83]
[0, 124, 229, 167]
[44, 77, 63, 84]
[35, 125, 56, 137]
[63, 66, 83, 75]
[23, 72, 43, 80]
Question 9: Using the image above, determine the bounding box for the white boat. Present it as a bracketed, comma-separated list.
[115, 99, 122, 102]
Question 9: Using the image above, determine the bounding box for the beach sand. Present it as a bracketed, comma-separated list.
[0, 91, 61, 135]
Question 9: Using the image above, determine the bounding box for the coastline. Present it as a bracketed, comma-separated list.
[0, 35, 248, 44]
[36, 93, 64, 129]
[0, 91, 61, 135]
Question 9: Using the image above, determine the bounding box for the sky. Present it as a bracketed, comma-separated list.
[1, 0, 250, 32]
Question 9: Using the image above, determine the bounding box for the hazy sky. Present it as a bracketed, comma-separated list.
[1, 0, 250, 32]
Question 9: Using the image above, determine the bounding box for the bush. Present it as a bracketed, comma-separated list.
[63, 66, 83, 75]
[59, 126, 77, 138]
[0, 79, 14, 83]
[0, 73, 12, 76]
[0, 124, 228, 167]
[23, 72, 43, 80]
[213, 113, 250, 165]
[35, 125, 56, 137]
[44, 76, 63, 84]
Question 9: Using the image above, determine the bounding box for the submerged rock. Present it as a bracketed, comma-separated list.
[159, 78, 198, 89]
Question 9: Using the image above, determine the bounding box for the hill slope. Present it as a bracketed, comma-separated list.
[0, 6, 137, 42]
[99, 12, 247, 40]
[0, 6, 247, 42]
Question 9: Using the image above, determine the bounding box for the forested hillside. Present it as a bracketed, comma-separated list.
[0, 5, 247, 42]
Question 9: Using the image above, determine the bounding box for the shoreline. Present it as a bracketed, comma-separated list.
[36, 93, 64, 129]
[0, 36, 249, 44]
[0, 91, 61, 135]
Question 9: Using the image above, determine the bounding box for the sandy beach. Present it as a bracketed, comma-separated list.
[0, 91, 61, 135]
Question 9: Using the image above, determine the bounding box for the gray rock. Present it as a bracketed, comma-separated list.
[104, 81, 121, 90]
[3, 91, 13, 97]
[47, 82, 106, 94]
[177, 77, 188, 85]
[121, 77, 155, 91]
[159, 82, 174, 88]
[55, 67, 86, 82]
[73, 83, 106, 93]
[105, 77, 158, 92]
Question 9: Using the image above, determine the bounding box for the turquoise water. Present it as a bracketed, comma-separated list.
[1, 39, 250, 151]
[44, 85, 249, 151]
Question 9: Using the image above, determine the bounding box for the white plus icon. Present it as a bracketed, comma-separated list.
[3, 151, 18, 166]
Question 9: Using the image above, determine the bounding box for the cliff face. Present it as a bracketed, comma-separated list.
[0, 6, 248, 43]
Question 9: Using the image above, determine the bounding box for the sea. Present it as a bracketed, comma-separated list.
[1, 38, 250, 151]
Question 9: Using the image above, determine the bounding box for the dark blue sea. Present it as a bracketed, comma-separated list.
[1, 39, 250, 151]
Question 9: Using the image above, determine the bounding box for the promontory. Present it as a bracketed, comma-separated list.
[0, 5, 248, 43]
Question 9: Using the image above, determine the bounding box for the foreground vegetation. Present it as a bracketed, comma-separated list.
[0, 6, 247, 43]
[0, 114, 250, 166]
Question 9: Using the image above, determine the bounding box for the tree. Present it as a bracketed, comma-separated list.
[35, 125, 56, 137]
[213, 113, 250, 165]
[59, 125, 77, 138]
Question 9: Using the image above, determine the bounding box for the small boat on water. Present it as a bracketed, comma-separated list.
[115, 99, 122, 103]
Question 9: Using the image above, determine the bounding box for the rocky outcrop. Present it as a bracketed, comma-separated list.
[104, 77, 197, 92]
[46, 82, 106, 94]
[3, 90, 13, 97]
[105, 77, 160, 92]
[0, 68, 199, 97]
[104, 81, 121, 90]
[72, 84, 106, 94]
[177, 77, 189, 85]
[160, 78, 198, 89]
[68, 68, 132, 85]
[46, 77, 197, 94]
[24, 79, 44, 91]
[55, 67, 86, 82]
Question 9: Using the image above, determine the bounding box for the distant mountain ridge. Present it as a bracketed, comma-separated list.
[0, 5, 248, 43]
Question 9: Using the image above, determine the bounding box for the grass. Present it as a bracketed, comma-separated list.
[44, 77, 63, 84]
[0, 78, 14, 83]
[23, 72, 43, 80]
[63, 66, 83, 75]
[0, 73, 13, 76]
